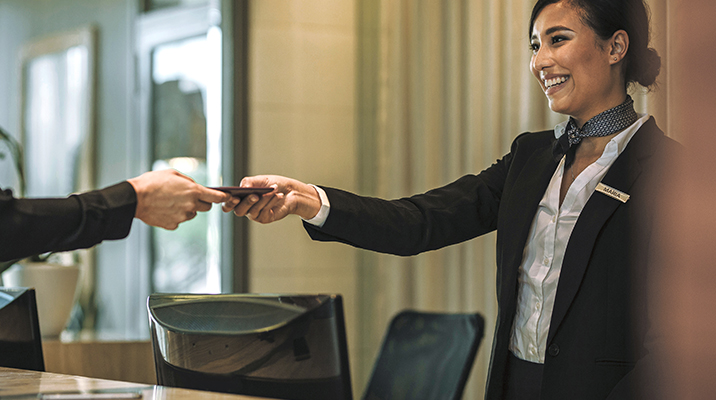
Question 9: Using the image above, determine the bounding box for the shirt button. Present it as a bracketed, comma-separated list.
[551, 216, 556, 223]
[543, 257, 549, 265]
[535, 302, 541, 310]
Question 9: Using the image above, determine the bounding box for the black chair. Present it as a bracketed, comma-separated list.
[148, 293, 353, 400]
[0, 287, 45, 371]
[362, 310, 484, 400]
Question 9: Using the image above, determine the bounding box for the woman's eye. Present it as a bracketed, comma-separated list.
[529, 43, 539, 53]
[551, 35, 566, 44]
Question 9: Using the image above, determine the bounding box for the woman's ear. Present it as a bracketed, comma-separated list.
[610, 30, 629, 64]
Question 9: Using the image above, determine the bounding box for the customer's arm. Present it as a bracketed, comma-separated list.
[0, 169, 229, 262]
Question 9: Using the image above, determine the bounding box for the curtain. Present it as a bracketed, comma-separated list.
[355, 0, 669, 397]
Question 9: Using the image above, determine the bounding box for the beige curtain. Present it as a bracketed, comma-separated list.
[355, 0, 670, 398]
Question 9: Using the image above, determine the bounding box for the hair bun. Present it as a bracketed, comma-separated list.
[636, 47, 661, 88]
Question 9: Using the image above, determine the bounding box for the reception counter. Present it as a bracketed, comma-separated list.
[42, 339, 155, 385]
[0, 367, 277, 400]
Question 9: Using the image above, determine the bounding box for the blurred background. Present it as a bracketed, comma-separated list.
[0, 0, 708, 397]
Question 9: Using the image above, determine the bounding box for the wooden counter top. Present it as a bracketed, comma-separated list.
[0, 367, 276, 400]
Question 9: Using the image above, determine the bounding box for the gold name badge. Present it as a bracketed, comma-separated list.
[596, 182, 630, 203]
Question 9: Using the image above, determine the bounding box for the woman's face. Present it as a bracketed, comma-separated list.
[530, 1, 624, 125]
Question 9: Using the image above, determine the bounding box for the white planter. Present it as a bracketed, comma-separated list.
[1, 262, 80, 337]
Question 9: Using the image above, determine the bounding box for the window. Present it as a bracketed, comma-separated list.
[137, 1, 225, 295]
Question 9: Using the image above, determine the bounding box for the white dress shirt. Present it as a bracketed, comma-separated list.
[509, 114, 648, 363]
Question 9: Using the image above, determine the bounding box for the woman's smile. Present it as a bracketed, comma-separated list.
[542, 74, 570, 95]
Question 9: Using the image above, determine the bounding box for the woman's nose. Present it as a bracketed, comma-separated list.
[531, 47, 550, 72]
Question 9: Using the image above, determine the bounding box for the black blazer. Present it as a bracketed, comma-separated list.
[0, 182, 136, 262]
[304, 117, 679, 399]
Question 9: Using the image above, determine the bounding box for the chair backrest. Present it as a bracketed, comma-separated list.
[0, 287, 45, 371]
[148, 293, 353, 400]
[362, 310, 484, 400]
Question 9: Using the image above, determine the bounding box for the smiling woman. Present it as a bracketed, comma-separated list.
[221, 0, 675, 399]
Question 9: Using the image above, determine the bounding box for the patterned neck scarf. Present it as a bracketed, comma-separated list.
[552, 95, 638, 166]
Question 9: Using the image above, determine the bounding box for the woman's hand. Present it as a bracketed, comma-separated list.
[222, 175, 321, 224]
[128, 169, 230, 230]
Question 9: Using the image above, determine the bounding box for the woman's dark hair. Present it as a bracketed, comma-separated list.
[529, 0, 661, 89]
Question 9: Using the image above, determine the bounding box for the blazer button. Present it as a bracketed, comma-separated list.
[548, 343, 560, 357]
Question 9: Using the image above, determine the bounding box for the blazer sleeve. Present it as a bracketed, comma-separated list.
[0, 182, 137, 262]
[302, 151, 513, 256]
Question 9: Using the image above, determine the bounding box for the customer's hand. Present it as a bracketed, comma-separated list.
[128, 169, 230, 230]
[222, 175, 321, 224]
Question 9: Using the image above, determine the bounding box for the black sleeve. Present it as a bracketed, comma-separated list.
[0, 182, 137, 262]
[302, 151, 512, 256]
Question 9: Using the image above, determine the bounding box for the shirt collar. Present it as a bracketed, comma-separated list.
[554, 113, 649, 163]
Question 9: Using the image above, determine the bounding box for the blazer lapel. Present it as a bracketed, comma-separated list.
[498, 142, 559, 315]
[547, 118, 661, 343]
